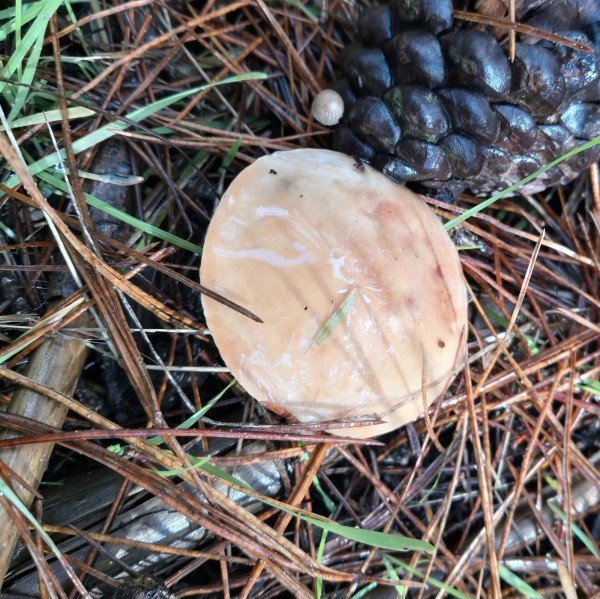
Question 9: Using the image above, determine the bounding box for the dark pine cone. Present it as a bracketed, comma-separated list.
[331, 0, 600, 194]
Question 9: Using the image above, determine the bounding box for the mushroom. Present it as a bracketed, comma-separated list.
[311, 89, 345, 126]
[200, 149, 468, 438]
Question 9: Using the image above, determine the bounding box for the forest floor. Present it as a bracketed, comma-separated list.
[0, 1, 598, 598]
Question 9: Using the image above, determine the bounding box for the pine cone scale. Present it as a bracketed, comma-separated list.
[332, 0, 600, 194]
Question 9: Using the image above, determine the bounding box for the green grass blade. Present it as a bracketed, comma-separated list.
[456, 244, 484, 251]
[445, 135, 600, 230]
[314, 530, 328, 599]
[222, 138, 242, 169]
[547, 501, 600, 558]
[382, 555, 407, 597]
[8, 25, 44, 120]
[0, 478, 62, 559]
[484, 307, 539, 355]
[155, 456, 210, 477]
[176, 379, 236, 430]
[498, 564, 543, 598]
[542, 468, 600, 558]
[0, 3, 41, 42]
[386, 555, 471, 599]
[36, 171, 204, 254]
[1, 72, 267, 194]
[14, 0, 22, 47]
[274, 495, 434, 554]
[0, 0, 64, 98]
[280, 0, 319, 22]
[2, 106, 95, 129]
[311, 475, 336, 513]
[300, 451, 336, 513]
[146, 380, 236, 447]
[197, 460, 435, 553]
[578, 377, 600, 394]
[349, 583, 378, 599]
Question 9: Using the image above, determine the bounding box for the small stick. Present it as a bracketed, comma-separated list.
[454, 10, 593, 52]
[589, 162, 600, 220]
[556, 560, 578, 599]
[508, 0, 516, 62]
[0, 311, 93, 586]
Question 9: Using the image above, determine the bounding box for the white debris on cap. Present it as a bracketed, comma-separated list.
[200, 148, 468, 438]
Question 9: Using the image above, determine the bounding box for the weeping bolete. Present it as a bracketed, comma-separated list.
[200, 149, 467, 438]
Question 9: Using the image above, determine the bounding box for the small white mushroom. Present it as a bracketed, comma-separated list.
[311, 89, 345, 126]
[200, 149, 468, 438]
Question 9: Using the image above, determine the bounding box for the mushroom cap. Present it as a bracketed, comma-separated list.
[312, 89, 345, 126]
[200, 149, 468, 438]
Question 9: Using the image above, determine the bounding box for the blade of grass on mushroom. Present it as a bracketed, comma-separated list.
[444, 134, 600, 230]
[456, 244, 484, 251]
[313, 288, 357, 345]
[0, 71, 268, 196]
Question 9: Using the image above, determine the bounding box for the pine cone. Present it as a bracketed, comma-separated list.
[331, 0, 600, 194]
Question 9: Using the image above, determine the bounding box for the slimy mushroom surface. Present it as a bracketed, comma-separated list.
[200, 149, 468, 438]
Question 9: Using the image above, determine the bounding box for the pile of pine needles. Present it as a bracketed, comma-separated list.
[0, 1, 598, 597]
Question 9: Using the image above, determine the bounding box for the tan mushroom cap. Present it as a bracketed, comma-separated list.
[200, 149, 468, 438]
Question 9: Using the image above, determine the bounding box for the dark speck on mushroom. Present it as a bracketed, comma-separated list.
[269, 169, 277, 175]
